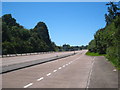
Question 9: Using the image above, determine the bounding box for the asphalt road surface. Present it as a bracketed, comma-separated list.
[2, 50, 118, 88]
[2, 51, 78, 66]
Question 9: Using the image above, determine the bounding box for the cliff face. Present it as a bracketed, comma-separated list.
[2, 14, 56, 54]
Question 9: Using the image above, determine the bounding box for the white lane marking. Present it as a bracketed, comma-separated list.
[23, 53, 84, 88]
[63, 65, 65, 67]
[58, 67, 62, 69]
[47, 73, 51, 76]
[113, 69, 117, 72]
[74, 56, 83, 61]
[53, 70, 57, 72]
[24, 83, 33, 88]
[86, 57, 96, 88]
[37, 77, 44, 81]
[70, 61, 73, 63]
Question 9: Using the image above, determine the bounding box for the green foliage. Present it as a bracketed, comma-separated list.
[88, 40, 96, 52]
[58, 44, 87, 51]
[2, 14, 57, 54]
[86, 51, 106, 56]
[88, 2, 120, 68]
[105, 2, 119, 25]
[106, 46, 117, 63]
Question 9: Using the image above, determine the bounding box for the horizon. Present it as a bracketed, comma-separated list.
[2, 2, 108, 46]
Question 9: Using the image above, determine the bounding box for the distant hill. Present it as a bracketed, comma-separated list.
[2, 14, 57, 54]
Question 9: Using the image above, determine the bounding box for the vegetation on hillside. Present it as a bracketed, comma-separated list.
[88, 2, 120, 68]
[1, 14, 87, 55]
[58, 44, 87, 51]
[2, 14, 57, 54]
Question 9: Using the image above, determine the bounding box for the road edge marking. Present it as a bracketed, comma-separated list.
[86, 57, 95, 89]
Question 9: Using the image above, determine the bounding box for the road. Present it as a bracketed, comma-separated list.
[1, 51, 78, 66]
[2, 50, 118, 88]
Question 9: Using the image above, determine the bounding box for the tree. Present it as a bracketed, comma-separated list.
[2, 14, 57, 54]
[105, 2, 120, 25]
[88, 2, 120, 68]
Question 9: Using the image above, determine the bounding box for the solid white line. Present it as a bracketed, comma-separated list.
[47, 73, 51, 76]
[37, 77, 44, 81]
[24, 83, 33, 88]
[53, 70, 57, 72]
[86, 57, 95, 88]
[58, 67, 62, 69]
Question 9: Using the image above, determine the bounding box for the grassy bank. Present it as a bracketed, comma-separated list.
[108, 60, 120, 70]
[85, 51, 106, 56]
[86, 51, 120, 70]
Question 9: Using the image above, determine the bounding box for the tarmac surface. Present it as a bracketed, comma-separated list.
[2, 51, 77, 66]
[1, 50, 118, 88]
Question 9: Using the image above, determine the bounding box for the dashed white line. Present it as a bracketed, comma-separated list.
[74, 56, 82, 61]
[113, 69, 117, 72]
[37, 77, 44, 81]
[58, 67, 62, 69]
[63, 65, 65, 67]
[23, 54, 84, 88]
[53, 70, 57, 72]
[73, 60, 76, 62]
[47, 73, 51, 76]
[24, 83, 33, 88]
[70, 61, 73, 63]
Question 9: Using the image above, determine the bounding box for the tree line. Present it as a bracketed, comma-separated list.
[2, 14, 57, 54]
[58, 44, 87, 51]
[88, 2, 120, 67]
[1, 14, 88, 55]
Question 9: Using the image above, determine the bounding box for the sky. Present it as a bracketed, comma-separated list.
[2, 2, 108, 46]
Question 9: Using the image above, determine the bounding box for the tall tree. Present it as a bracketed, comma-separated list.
[2, 14, 57, 54]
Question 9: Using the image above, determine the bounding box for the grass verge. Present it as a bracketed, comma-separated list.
[85, 51, 106, 56]
[109, 60, 120, 70]
[86, 51, 120, 70]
